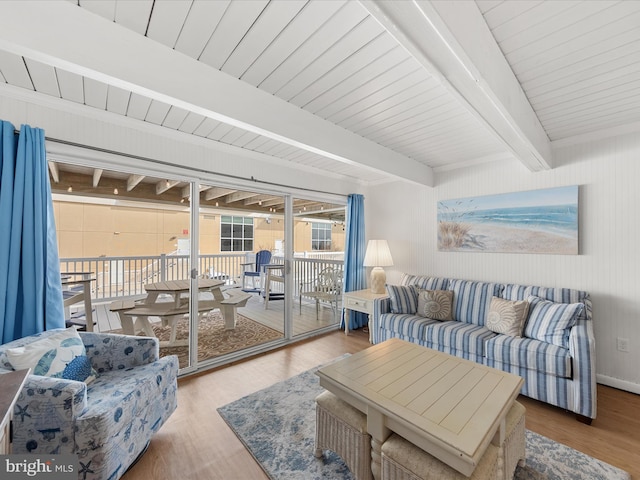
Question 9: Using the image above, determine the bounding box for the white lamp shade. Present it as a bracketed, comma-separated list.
[363, 240, 394, 267]
[364, 240, 393, 294]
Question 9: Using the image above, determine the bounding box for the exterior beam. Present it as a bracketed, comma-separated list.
[126, 174, 145, 192]
[205, 188, 236, 201]
[156, 179, 180, 195]
[92, 169, 103, 188]
[48, 161, 59, 183]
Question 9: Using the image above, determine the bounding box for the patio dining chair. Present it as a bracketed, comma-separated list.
[241, 250, 272, 293]
[299, 267, 343, 320]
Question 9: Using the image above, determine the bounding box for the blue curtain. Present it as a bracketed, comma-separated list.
[0, 120, 64, 344]
[341, 193, 368, 331]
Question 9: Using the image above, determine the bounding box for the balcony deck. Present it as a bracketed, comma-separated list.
[74, 292, 341, 338]
[62, 253, 345, 368]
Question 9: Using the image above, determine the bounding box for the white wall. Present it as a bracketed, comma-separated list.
[367, 132, 640, 394]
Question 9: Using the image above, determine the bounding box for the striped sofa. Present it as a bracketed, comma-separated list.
[371, 274, 596, 422]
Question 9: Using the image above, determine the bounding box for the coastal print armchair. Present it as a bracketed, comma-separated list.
[0, 329, 178, 480]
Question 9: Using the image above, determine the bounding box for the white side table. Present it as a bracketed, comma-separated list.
[343, 288, 388, 341]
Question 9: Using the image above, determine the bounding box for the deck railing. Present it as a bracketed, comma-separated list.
[60, 253, 344, 302]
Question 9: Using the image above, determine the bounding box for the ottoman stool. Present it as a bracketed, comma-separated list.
[314, 390, 373, 480]
[381, 434, 499, 480]
[380, 400, 526, 480]
[502, 401, 526, 479]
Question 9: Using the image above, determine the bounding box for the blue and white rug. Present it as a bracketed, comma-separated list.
[218, 364, 630, 480]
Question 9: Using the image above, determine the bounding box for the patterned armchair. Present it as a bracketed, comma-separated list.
[0, 330, 178, 480]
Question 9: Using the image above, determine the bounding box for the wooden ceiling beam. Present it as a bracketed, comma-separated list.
[361, 0, 552, 171]
[155, 179, 180, 195]
[48, 161, 59, 183]
[49, 170, 346, 220]
[225, 191, 259, 203]
[92, 168, 103, 187]
[243, 194, 280, 206]
[182, 184, 210, 198]
[0, 1, 434, 186]
[126, 174, 145, 192]
[261, 198, 284, 208]
[51, 171, 184, 204]
[205, 187, 236, 201]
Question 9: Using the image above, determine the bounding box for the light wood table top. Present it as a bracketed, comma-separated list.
[143, 278, 226, 305]
[144, 278, 224, 295]
[316, 338, 523, 478]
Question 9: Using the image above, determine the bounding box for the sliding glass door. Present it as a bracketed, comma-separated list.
[292, 196, 346, 337]
[50, 153, 346, 374]
[194, 183, 285, 366]
[50, 161, 195, 371]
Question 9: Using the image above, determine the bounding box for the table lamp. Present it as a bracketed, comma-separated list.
[363, 239, 394, 294]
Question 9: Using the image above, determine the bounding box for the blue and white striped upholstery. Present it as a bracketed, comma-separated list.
[568, 318, 597, 419]
[485, 335, 572, 378]
[400, 273, 449, 291]
[501, 283, 595, 418]
[524, 295, 584, 348]
[370, 277, 597, 420]
[483, 358, 575, 411]
[423, 321, 496, 359]
[378, 313, 439, 340]
[449, 279, 503, 325]
[503, 284, 591, 322]
[386, 284, 418, 314]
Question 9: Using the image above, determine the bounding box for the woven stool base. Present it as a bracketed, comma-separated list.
[382, 434, 499, 480]
[314, 391, 372, 480]
[503, 401, 526, 479]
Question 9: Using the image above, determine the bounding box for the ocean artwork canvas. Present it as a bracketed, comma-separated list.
[437, 186, 579, 254]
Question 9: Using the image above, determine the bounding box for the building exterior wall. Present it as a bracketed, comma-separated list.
[54, 201, 346, 258]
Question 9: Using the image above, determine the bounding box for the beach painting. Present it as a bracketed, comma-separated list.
[437, 186, 579, 254]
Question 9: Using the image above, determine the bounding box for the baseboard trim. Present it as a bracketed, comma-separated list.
[596, 374, 640, 395]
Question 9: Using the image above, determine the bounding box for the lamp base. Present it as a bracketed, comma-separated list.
[370, 267, 387, 294]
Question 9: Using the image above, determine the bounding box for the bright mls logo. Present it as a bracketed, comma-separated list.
[1, 455, 76, 479]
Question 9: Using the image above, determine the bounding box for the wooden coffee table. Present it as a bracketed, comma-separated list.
[316, 338, 523, 479]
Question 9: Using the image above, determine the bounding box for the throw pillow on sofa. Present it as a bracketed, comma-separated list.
[524, 295, 584, 348]
[6, 327, 97, 383]
[486, 296, 529, 337]
[386, 284, 418, 314]
[416, 289, 453, 320]
[449, 279, 503, 325]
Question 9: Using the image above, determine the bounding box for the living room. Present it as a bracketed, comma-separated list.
[1, 1, 639, 479]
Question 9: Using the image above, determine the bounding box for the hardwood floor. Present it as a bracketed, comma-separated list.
[123, 330, 640, 480]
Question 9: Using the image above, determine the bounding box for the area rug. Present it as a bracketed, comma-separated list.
[136, 311, 282, 368]
[218, 364, 630, 480]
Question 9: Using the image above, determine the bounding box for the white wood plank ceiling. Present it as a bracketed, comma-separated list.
[0, 0, 639, 186]
[477, 0, 640, 141]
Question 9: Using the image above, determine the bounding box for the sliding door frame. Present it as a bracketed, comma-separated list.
[47, 141, 347, 375]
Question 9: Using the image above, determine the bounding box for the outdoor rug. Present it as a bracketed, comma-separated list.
[135, 311, 282, 368]
[218, 363, 630, 480]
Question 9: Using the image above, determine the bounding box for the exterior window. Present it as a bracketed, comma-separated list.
[311, 222, 331, 251]
[221, 216, 254, 252]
